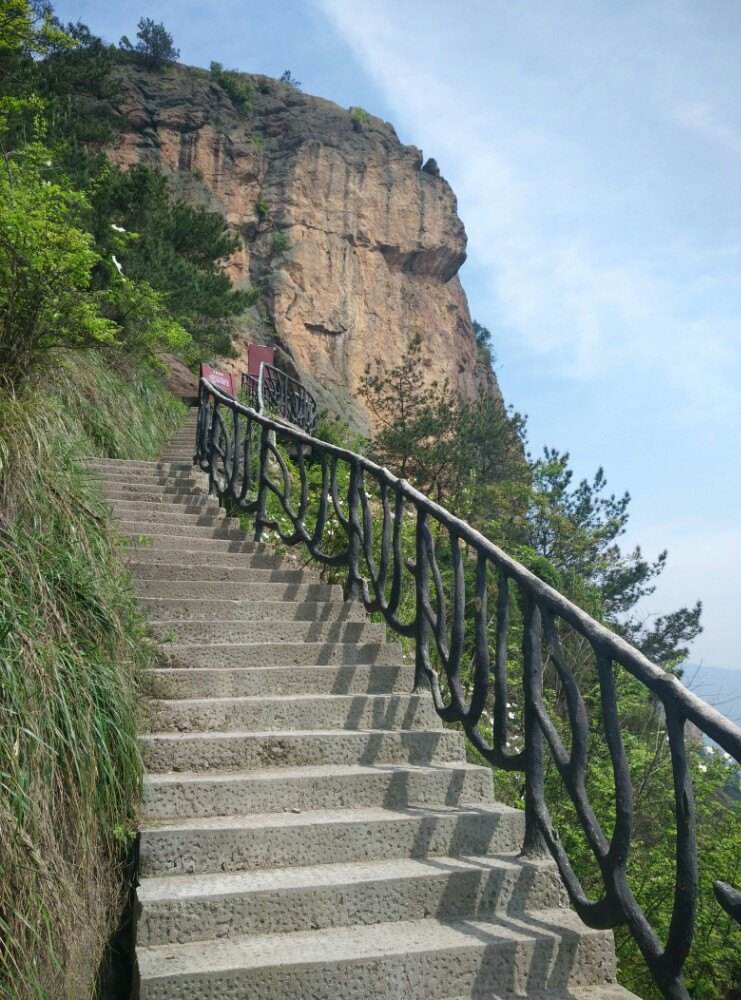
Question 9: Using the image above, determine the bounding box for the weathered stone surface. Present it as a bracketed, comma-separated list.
[107, 64, 495, 429]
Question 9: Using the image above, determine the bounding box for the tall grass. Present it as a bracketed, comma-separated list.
[0, 352, 184, 999]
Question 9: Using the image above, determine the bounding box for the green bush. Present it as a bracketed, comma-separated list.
[209, 61, 252, 112]
[350, 105, 371, 128]
[271, 230, 290, 256]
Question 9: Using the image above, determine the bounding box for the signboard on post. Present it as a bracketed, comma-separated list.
[247, 344, 275, 378]
[200, 363, 238, 398]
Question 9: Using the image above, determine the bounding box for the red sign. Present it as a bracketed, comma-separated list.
[247, 344, 275, 378]
[200, 363, 237, 398]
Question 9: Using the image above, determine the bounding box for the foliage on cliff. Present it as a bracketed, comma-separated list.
[0, 0, 250, 390]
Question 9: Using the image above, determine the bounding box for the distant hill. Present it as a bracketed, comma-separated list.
[683, 663, 741, 728]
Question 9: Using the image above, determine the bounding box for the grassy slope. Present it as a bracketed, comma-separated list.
[0, 353, 184, 999]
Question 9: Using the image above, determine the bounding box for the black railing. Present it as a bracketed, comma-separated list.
[241, 371, 259, 411]
[241, 362, 317, 434]
[196, 377, 741, 1000]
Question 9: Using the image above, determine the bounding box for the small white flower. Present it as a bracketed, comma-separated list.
[111, 223, 126, 233]
[112, 254, 124, 276]
[698, 764, 708, 773]
[508, 711, 516, 720]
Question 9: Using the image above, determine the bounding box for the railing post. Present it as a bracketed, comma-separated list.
[345, 458, 363, 600]
[254, 422, 270, 542]
[522, 591, 547, 857]
[413, 508, 432, 693]
[257, 362, 265, 413]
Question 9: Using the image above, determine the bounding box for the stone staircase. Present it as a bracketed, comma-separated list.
[89, 410, 637, 1000]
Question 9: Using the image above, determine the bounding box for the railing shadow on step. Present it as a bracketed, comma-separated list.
[195, 376, 741, 1000]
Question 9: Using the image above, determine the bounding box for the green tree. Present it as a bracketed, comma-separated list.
[119, 16, 179, 68]
[361, 332, 525, 512]
[473, 318, 496, 368]
[0, 145, 117, 388]
[523, 447, 702, 661]
[280, 68, 301, 88]
[88, 162, 254, 356]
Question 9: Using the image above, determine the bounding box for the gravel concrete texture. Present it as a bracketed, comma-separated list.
[159, 639, 404, 669]
[141, 596, 361, 621]
[142, 663, 415, 699]
[137, 579, 340, 598]
[138, 804, 527, 876]
[144, 692, 440, 734]
[136, 854, 567, 946]
[140, 762, 493, 818]
[140, 727, 467, 772]
[135, 911, 616, 999]
[148, 617, 386, 644]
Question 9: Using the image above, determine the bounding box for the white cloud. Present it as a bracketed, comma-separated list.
[674, 101, 741, 158]
[317, 0, 741, 424]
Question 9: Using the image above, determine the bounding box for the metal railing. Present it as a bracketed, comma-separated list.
[241, 362, 317, 434]
[196, 376, 741, 1000]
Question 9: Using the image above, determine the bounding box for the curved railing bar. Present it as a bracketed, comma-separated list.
[247, 361, 318, 434]
[196, 376, 741, 1000]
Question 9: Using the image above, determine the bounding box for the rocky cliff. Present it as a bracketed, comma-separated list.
[109, 63, 493, 429]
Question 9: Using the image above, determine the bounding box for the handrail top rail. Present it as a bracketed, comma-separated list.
[200, 375, 741, 760]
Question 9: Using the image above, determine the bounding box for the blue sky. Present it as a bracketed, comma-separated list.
[54, 1, 741, 669]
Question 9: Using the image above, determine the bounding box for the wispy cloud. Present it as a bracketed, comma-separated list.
[317, 0, 741, 424]
[674, 101, 741, 158]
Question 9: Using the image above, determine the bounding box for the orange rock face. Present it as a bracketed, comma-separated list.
[108, 64, 495, 429]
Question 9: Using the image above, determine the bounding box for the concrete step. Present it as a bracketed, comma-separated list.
[138, 803, 526, 877]
[143, 663, 416, 699]
[103, 484, 208, 501]
[144, 693, 438, 734]
[139, 596, 355, 621]
[92, 470, 200, 486]
[128, 551, 285, 571]
[141, 762, 493, 819]
[150, 619, 384, 645]
[140, 727, 466, 773]
[110, 506, 235, 527]
[106, 497, 220, 514]
[139, 580, 342, 600]
[86, 459, 194, 473]
[118, 519, 246, 539]
[158, 640, 403, 669]
[136, 852, 562, 946]
[121, 533, 263, 553]
[135, 909, 614, 1000]
[132, 564, 314, 583]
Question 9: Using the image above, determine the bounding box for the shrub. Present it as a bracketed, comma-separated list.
[209, 61, 252, 112]
[271, 230, 290, 256]
[350, 105, 370, 129]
